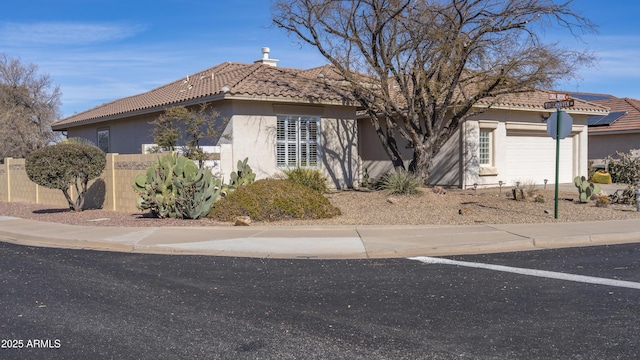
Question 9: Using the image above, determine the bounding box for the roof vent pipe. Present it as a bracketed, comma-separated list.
[254, 47, 279, 67]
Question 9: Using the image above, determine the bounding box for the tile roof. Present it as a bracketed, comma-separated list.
[52, 60, 608, 131]
[574, 94, 640, 134]
[478, 91, 608, 114]
[52, 62, 355, 130]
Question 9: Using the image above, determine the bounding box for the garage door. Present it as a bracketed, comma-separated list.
[504, 134, 573, 185]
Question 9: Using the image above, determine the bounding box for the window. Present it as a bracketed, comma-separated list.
[478, 130, 491, 165]
[97, 128, 110, 153]
[277, 115, 320, 168]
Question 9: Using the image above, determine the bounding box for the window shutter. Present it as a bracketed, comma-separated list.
[276, 115, 320, 168]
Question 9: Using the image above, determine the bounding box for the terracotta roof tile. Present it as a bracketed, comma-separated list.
[52, 60, 609, 131]
[588, 96, 640, 133]
[479, 91, 608, 114]
[52, 62, 354, 129]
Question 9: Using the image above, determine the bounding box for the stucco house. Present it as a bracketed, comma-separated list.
[568, 92, 640, 163]
[52, 49, 608, 189]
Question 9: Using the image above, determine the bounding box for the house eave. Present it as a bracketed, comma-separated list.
[225, 93, 357, 107]
[588, 129, 640, 136]
[51, 93, 356, 131]
[475, 103, 609, 116]
[52, 93, 228, 131]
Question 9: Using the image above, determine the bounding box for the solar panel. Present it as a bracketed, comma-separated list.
[588, 111, 627, 126]
[569, 93, 613, 102]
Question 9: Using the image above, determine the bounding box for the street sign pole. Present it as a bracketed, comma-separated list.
[545, 93, 574, 220]
[554, 107, 561, 219]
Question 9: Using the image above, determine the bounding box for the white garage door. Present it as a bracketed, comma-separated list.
[504, 134, 573, 185]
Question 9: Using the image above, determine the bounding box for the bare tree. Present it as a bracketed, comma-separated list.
[272, 0, 596, 181]
[0, 54, 62, 159]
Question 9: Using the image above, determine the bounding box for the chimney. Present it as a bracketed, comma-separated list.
[254, 47, 279, 67]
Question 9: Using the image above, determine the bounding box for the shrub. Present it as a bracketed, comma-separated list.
[377, 170, 420, 195]
[283, 168, 328, 193]
[208, 179, 340, 222]
[25, 143, 106, 211]
[606, 150, 640, 185]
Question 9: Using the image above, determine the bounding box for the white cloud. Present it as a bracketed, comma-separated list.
[0, 21, 147, 46]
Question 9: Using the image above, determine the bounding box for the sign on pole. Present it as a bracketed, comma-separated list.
[546, 93, 574, 219]
[546, 111, 573, 140]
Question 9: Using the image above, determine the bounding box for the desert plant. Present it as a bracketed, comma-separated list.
[283, 167, 328, 193]
[133, 153, 221, 219]
[208, 179, 340, 222]
[377, 170, 420, 195]
[610, 186, 637, 205]
[225, 157, 256, 195]
[606, 150, 640, 185]
[574, 176, 601, 203]
[592, 169, 612, 184]
[25, 143, 106, 211]
[595, 195, 610, 208]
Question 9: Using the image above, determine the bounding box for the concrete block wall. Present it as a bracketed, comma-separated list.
[1, 150, 229, 213]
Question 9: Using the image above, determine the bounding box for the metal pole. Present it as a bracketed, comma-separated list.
[554, 107, 561, 219]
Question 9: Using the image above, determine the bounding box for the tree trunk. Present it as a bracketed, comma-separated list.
[409, 142, 433, 185]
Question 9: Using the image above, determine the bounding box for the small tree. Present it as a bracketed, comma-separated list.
[150, 108, 182, 151]
[151, 103, 228, 166]
[25, 143, 106, 211]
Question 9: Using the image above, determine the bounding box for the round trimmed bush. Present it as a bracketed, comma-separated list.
[207, 178, 340, 222]
[25, 143, 106, 211]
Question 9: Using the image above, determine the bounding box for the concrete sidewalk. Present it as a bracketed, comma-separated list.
[1, 216, 640, 259]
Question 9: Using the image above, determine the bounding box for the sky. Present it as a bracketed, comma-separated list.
[2, 0, 639, 119]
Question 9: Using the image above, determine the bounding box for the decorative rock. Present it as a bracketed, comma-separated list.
[432, 186, 446, 194]
[234, 216, 251, 226]
[512, 188, 526, 201]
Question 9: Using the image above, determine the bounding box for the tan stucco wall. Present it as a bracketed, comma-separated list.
[357, 118, 413, 181]
[65, 103, 232, 154]
[589, 132, 640, 162]
[62, 100, 358, 189]
[227, 101, 359, 189]
[356, 108, 590, 188]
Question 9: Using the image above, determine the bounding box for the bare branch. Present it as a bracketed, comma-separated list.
[272, 0, 596, 180]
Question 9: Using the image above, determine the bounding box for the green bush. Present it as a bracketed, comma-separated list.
[25, 143, 106, 211]
[208, 179, 340, 222]
[283, 168, 328, 193]
[377, 170, 421, 195]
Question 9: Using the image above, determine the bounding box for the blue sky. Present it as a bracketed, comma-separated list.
[2, 0, 639, 118]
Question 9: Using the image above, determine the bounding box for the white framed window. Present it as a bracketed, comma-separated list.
[479, 130, 492, 165]
[97, 128, 110, 153]
[277, 115, 320, 168]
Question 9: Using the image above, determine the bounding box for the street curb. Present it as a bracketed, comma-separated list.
[533, 232, 640, 249]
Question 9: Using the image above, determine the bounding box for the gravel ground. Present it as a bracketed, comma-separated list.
[1, 186, 639, 227]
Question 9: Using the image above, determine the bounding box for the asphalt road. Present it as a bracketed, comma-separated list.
[0, 242, 638, 359]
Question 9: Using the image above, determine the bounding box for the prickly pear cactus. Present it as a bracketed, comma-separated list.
[133, 153, 220, 219]
[133, 154, 180, 218]
[574, 175, 601, 203]
[225, 157, 256, 195]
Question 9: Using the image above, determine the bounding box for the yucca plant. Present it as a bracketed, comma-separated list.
[283, 167, 329, 193]
[377, 170, 421, 195]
